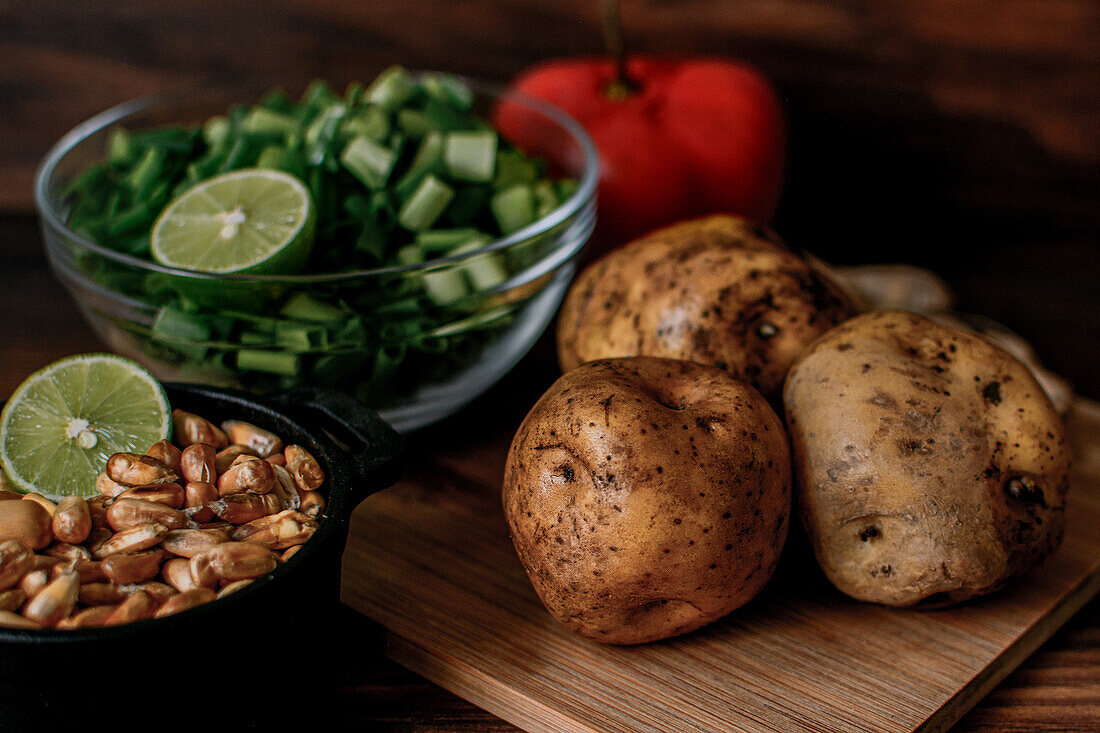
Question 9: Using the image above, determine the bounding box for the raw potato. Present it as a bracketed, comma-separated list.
[503, 357, 791, 644]
[557, 215, 858, 400]
[784, 310, 1071, 607]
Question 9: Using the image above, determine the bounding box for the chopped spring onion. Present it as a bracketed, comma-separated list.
[444, 131, 497, 183]
[491, 184, 536, 235]
[340, 136, 397, 189]
[237, 350, 301, 376]
[365, 66, 417, 112]
[398, 175, 453, 232]
[416, 227, 482, 253]
[62, 67, 578, 410]
[452, 237, 508, 291]
[422, 266, 468, 306]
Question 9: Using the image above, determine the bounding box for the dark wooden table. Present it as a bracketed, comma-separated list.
[2, 0, 1097, 727]
[1, 213, 1097, 731]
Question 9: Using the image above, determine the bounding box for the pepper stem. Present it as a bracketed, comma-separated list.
[602, 0, 638, 99]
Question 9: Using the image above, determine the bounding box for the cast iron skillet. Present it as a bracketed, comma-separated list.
[0, 382, 403, 679]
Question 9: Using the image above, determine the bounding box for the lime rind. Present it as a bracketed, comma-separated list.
[0, 354, 172, 499]
[150, 168, 315, 276]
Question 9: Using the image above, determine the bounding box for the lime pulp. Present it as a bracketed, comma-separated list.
[0, 354, 172, 499]
[150, 168, 315, 276]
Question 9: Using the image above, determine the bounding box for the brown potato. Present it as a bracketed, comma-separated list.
[503, 357, 791, 644]
[556, 215, 857, 400]
[784, 310, 1071, 607]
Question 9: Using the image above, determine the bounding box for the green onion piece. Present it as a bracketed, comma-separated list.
[355, 222, 388, 263]
[105, 190, 124, 218]
[108, 128, 133, 165]
[393, 133, 445, 201]
[243, 107, 300, 137]
[237, 350, 301, 376]
[340, 136, 396, 189]
[280, 292, 347, 323]
[202, 116, 232, 150]
[152, 305, 211, 343]
[493, 148, 540, 190]
[369, 190, 395, 226]
[420, 97, 473, 132]
[223, 311, 280, 332]
[533, 180, 559, 217]
[452, 237, 508, 291]
[365, 66, 417, 112]
[147, 180, 173, 210]
[415, 227, 483, 253]
[396, 244, 424, 266]
[119, 234, 152, 257]
[556, 179, 579, 201]
[62, 165, 109, 201]
[445, 131, 497, 183]
[123, 147, 165, 197]
[397, 109, 433, 138]
[275, 323, 329, 352]
[341, 106, 390, 143]
[107, 201, 153, 237]
[301, 79, 338, 110]
[344, 81, 365, 107]
[398, 175, 454, 232]
[188, 151, 226, 181]
[305, 105, 348, 166]
[421, 73, 474, 111]
[240, 331, 274, 346]
[166, 341, 210, 362]
[218, 136, 256, 173]
[491, 184, 536, 235]
[260, 88, 293, 113]
[129, 127, 195, 153]
[334, 316, 368, 345]
[422, 266, 468, 306]
[387, 132, 407, 159]
[307, 167, 327, 218]
[256, 146, 306, 178]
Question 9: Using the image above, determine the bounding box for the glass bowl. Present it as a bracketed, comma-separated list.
[34, 78, 598, 433]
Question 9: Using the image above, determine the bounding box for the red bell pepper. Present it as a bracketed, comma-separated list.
[497, 55, 785, 248]
[496, 0, 785, 251]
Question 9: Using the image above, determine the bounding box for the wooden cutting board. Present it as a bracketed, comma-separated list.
[340, 399, 1100, 733]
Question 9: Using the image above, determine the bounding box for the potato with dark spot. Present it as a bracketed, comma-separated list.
[503, 357, 791, 644]
[784, 310, 1071, 607]
[556, 215, 857, 400]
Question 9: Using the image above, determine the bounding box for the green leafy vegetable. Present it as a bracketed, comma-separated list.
[63, 66, 576, 410]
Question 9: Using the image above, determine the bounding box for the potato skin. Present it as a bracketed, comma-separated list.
[556, 215, 857, 400]
[503, 357, 791, 644]
[784, 311, 1071, 607]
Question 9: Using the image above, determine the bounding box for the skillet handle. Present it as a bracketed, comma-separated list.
[269, 387, 404, 498]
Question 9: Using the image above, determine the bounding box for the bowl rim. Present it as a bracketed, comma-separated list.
[33, 73, 599, 285]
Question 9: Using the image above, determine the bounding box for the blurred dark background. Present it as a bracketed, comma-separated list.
[2, 0, 1097, 396]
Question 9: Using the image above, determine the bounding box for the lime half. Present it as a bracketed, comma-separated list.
[151, 168, 315, 275]
[0, 354, 172, 499]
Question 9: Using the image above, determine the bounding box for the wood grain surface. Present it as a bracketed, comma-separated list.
[340, 395, 1100, 733]
[2, 1, 1097, 727]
